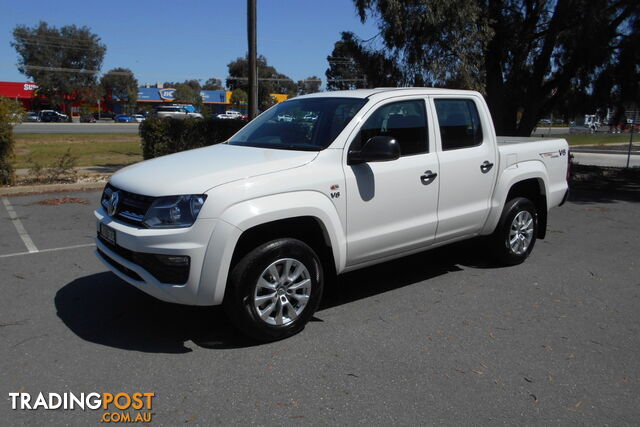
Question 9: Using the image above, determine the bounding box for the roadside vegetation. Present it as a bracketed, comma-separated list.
[0, 96, 24, 185]
[562, 134, 635, 146]
[139, 117, 244, 159]
[12, 133, 141, 169]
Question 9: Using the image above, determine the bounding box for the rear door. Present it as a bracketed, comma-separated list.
[431, 96, 497, 241]
[344, 97, 440, 266]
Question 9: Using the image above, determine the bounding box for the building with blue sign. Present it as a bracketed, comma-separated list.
[113, 87, 288, 115]
[112, 87, 231, 114]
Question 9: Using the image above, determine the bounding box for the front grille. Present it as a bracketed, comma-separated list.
[98, 235, 190, 285]
[101, 183, 155, 226]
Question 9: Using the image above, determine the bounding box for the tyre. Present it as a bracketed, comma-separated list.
[223, 238, 324, 342]
[492, 197, 538, 266]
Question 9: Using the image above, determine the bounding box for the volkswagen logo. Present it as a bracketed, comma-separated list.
[107, 191, 120, 216]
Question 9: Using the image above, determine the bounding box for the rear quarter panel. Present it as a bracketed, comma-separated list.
[481, 137, 569, 235]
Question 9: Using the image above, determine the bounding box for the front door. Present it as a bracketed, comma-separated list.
[344, 98, 440, 266]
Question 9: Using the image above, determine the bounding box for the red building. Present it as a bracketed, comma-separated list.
[0, 81, 106, 116]
[0, 81, 40, 111]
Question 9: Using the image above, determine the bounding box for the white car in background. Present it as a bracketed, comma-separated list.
[216, 110, 243, 120]
[155, 105, 203, 120]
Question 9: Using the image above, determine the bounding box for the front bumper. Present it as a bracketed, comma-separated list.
[94, 207, 232, 306]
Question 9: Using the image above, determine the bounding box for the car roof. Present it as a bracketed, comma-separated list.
[293, 87, 480, 100]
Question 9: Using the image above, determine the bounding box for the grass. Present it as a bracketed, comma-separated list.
[530, 131, 635, 146]
[563, 133, 635, 146]
[12, 133, 142, 169]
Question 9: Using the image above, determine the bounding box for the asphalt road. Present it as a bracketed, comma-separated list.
[1, 189, 639, 425]
[572, 152, 640, 167]
[14, 122, 140, 134]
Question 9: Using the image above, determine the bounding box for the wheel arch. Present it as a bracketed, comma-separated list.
[482, 160, 549, 239]
[504, 178, 547, 239]
[220, 190, 346, 274]
[230, 216, 337, 279]
[202, 192, 345, 306]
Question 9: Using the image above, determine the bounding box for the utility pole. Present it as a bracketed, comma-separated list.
[248, 0, 258, 120]
[626, 116, 635, 168]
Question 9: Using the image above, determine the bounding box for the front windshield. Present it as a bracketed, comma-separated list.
[228, 97, 367, 151]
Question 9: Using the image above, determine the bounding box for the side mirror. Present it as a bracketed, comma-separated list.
[347, 136, 401, 165]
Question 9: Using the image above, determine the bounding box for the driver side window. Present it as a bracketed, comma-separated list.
[353, 100, 428, 156]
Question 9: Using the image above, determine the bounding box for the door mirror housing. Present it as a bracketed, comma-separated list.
[347, 136, 401, 165]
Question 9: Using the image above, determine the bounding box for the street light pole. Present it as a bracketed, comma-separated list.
[248, 0, 258, 120]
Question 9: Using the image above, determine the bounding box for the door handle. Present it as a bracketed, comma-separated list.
[420, 170, 438, 185]
[480, 161, 494, 173]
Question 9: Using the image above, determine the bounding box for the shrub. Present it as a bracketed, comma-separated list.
[0, 97, 25, 186]
[139, 117, 245, 159]
[26, 148, 78, 184]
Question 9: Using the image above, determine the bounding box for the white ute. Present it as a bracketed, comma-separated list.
[95, 88, 569, 341]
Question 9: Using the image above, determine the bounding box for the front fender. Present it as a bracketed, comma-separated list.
[199, 191, 347, 305]
[220, 191, 346, 269]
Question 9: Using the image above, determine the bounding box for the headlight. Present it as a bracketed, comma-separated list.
[142, 195, 207, 228]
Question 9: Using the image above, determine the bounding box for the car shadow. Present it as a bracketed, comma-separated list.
[319, 239, 493, 310]
[55, 240, 495, 353]
[54, 272, 255, 353]
[568, 188, 640, 204]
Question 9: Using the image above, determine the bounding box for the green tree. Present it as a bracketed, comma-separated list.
[174, 83, 203, 111]
[11, 21, 106, 117]
[0, 97, 25, 185]
[100, 68, 138, 113]
[297, 76, 322, 95]
[164, 80, 201, 91]
[227, 55, 296, 110]
[326, 32, 404, 91]
[229, 88, 248, 108]
[352, 0, 640, 135]
[591, 12, 640, 123]
[202, 78, 223, 90]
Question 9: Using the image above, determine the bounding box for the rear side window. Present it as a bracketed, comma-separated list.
[434, 99, 483, 150]
[355, 100, 428, 156]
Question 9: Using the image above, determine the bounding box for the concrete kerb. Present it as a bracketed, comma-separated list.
[0, 182, 106, 197]
[0, 165, 120, 197]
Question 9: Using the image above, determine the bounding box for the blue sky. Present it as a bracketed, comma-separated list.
[0, 0, 379, 86]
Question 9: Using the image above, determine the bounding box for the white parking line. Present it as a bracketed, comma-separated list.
[2, 197, 39, 253]
[0, 243, 95, 259]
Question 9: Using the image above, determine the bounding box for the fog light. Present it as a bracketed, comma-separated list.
[155, 254, 190, 266]
[169, 205, 182, 222]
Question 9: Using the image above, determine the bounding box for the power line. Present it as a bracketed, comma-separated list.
[23, 65, 99, 74]
[14, 65, 364, 85]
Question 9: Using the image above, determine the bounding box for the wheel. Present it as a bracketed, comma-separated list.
[223, 238, 324, 342]
[491, 197, 538, 266]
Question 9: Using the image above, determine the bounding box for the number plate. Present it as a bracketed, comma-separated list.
[99, 223, 116, 245]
